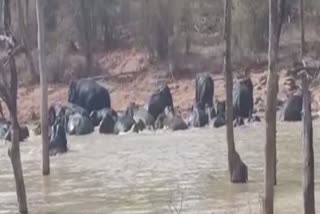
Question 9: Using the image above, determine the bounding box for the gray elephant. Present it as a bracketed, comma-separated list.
[281, 90, 304, 121]
[68, 79, 111, 113]
[99, 113, 116, 134]
[47, 107, 68, 156]
[195, 73, 216, 115]
[49, 122, 68, 156]
[67, 113, 94, 135]
[90, 108, 118, 127]
[113, 114, 136, 134]
[126, 102, 155, 129]
[156, 106, 188, 131]
[188, 103, 210, 127]
[0, 119, 29, 142]
[147, 84, 174, 120]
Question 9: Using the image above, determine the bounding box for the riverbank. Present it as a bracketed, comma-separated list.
[1, 47, 319, 124]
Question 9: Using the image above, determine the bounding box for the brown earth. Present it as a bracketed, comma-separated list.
[1, 47, 320, 125]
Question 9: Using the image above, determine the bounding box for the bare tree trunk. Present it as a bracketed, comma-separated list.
[80, 0, 93, 75]
[25, 0, 29, 24]
[301, 75, 315, 214]
[0, 0, 3, 27]
[224, 0, 248, 183]
[299, 0, 305, 59]
[17, 0, 38, 83]
[9, 111, 28, 214]
[120, 0, 129, 24]
[143, 0, 156, 62]
[3, 1, 28, 212]
[168, 0, 177, 78]
[183, 0, 192, 55]
[36, 0, 50, 176]
[263, 0, 280, 212]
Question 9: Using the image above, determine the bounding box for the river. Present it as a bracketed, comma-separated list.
[0, 120, 319, 214]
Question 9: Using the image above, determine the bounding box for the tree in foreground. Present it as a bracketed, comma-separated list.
[36, 0, 50, 175]
[300, 70, 315, 214]
[223, 0, 248, 183]
[299, 0, 305, 60]
[298, 0, 315, 211]
[0, 0, 28, 213]
[263, 0, 283, 212]
[16, 0, 38, 83]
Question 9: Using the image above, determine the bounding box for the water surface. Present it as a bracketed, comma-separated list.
[0, 120, 319, 214]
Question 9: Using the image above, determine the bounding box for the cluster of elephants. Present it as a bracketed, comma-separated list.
[0, 73, 305, 156]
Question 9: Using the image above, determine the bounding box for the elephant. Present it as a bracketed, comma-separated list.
[155, 106, 188, 131]
[213, 114, 226, 128]
[126, 102, 155, 129]
[65, 102, 90, 117]
[38, 106, 68, 156]
[68, 79, 111, 113]
[0, 119, 10, 139]
[147, 83, 174, 120]
[48, 104, 68, 131]
[67, 113, 94, 135]
[233, 77, 254, 125]
[90, 108, 118, 127]
[195, 73, 215, 110]
[47, 103, 94, 136]
[49, 121, 68, 156]
[112, 103, 150, 134]
[187, 103, 209, 127]
[0, 119, 29, 142]
[99, 113, 116, 134]
[154, 112, 166, 130]
[212, 101, 226, 128]
[282, 90, 303, 121]
[113, 114, 136, 134]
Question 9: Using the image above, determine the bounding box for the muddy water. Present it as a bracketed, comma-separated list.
[0, 120, 320, 214]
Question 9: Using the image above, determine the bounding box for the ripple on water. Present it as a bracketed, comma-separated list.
[1, 120, 320, 213]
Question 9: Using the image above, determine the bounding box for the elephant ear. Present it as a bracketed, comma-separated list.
[68, 81, 76, 102]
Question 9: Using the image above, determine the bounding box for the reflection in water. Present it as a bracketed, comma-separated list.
[0, 120, 319, 214]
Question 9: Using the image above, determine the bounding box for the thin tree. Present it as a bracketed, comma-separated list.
[79, 0, 93, 75]
[182, 0, 192, 55]
[301, 71, 315, 214]
[168, 0, 178, 78]
[0, 0, 28, 213]
[36, 0, 49, 175]
[263, 0, 282, 212]
[25, 0, 29, 24]
[16, 0, 38, 83]
[224, 0, 248, 183]
[299, 0, 305, 60]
